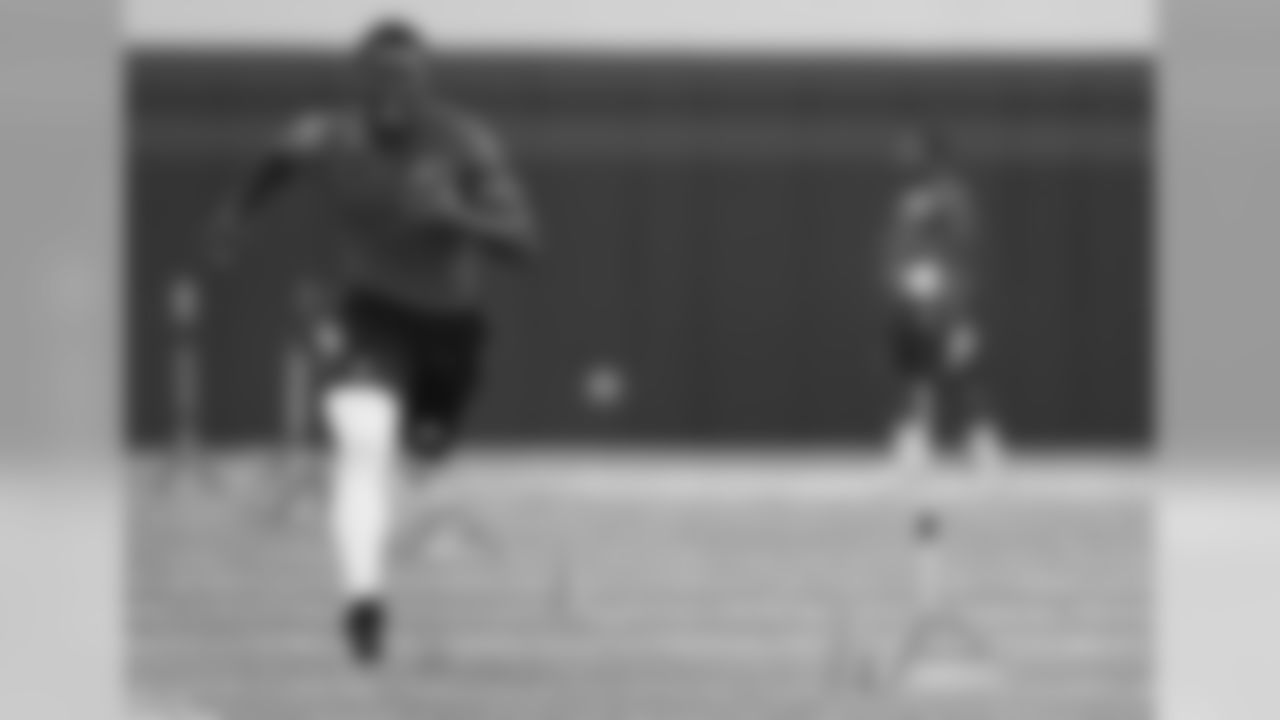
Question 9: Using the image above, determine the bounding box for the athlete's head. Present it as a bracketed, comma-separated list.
[353, 19, 436, 135]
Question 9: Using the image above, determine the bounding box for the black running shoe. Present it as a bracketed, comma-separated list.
[343, 597, 387, 665]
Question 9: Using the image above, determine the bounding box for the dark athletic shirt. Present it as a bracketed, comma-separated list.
[885, 171, 981, 325]
[285, 102, 522, 314]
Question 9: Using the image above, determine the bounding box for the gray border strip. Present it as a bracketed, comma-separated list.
[1160, 0, 1280, 457]
[0, 0, 121, 716]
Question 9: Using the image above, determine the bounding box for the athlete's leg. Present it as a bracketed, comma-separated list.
[318, 292, 412, 664]
[323, 369, 401, 662]
[393, 313, 491, 562]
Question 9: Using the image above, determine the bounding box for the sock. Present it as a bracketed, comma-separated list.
[322, 379, 402, 602]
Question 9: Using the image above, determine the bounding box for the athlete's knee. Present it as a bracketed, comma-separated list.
[323, 378, 403, 460]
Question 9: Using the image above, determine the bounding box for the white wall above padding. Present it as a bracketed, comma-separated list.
[126, 0, 1156, 54]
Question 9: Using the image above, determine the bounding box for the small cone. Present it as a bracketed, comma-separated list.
[422, 509, 493, 564]
[894, 611, 1004, 697]
[901, 655, 1004, 696]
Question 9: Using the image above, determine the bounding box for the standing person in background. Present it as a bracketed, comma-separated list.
[174, 17, 539, 666]
[880, 128, 1002, 470]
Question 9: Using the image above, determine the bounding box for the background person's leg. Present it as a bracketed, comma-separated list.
[891, 314, 945, 470]
[937, 321, 1004, 469]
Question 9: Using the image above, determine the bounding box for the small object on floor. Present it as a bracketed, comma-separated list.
[900, 655, 1004, 697]
[895, 619, 1004, 697]
[344, 596, 387, 666]
[395, 501, 499, 567]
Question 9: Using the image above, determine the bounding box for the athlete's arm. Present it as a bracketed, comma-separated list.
[440, 120, 538, 262]
[202, 112, 327, 269]
[170, 112, 326, 327]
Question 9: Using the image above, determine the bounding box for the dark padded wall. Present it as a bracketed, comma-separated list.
[129, 52, 1152, 449]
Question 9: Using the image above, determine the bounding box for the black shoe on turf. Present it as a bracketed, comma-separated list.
[343, 598, 386, 665]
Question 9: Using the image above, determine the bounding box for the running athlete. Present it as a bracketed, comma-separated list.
[178, 18, 538, 664]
